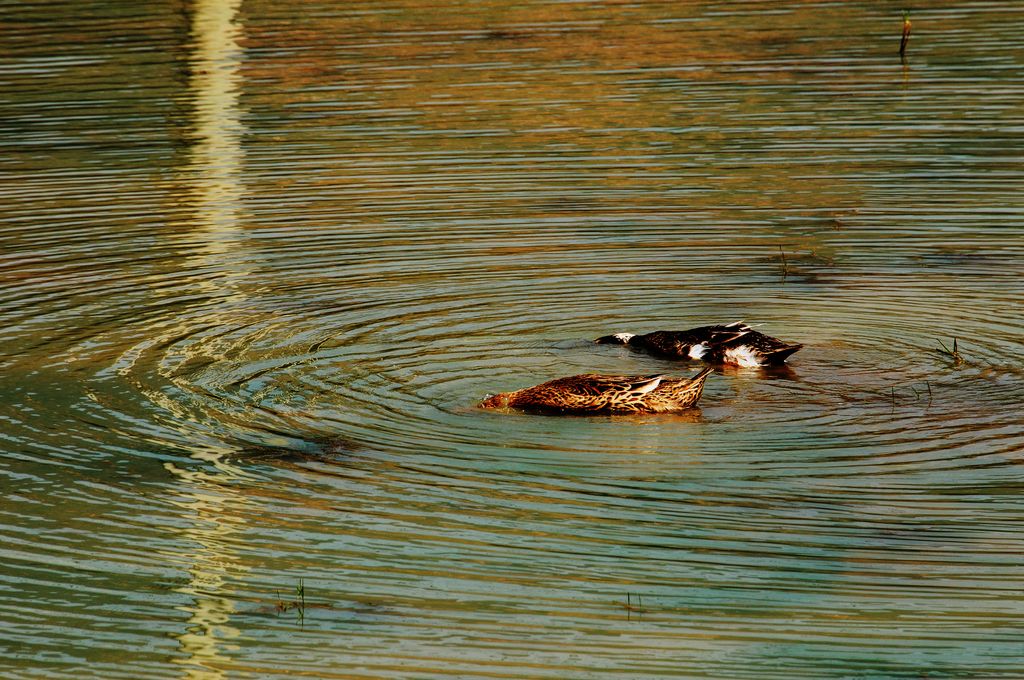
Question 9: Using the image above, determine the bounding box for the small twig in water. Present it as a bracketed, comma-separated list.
[925, 381, 933, 405]
[899, 10, 912, 60]
[623, 593, 646, 618]
[936, 337, 964, 365]
[778, 245, 789, 281]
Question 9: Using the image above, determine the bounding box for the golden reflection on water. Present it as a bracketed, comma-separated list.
[181, 0, 249, 294]
[166, 461, 251, 679]
[168, 0, 249, 676]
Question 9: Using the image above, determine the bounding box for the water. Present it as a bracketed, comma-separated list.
[2, 0, 1023, 677]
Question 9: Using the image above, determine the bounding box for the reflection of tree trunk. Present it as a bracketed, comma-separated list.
[185, 0, 248, 287]
[168, 461, 250, 680]
[169, 1, 249, 677]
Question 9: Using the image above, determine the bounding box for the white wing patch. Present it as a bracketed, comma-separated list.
[724, 345, 763, 368]
[688, 343, 708, 359]
[613, 333, 636, 343]
[630, 376, 663, 394]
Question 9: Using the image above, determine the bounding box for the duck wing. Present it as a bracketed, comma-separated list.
[509, 373, 666, 412]
[636, 324, 752, 357]
[540, 373, 664, 397]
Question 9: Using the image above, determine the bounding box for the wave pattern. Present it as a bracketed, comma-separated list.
[1, 1, 1024, 678]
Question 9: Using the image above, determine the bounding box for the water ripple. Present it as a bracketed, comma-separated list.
[2, 0, 1024, 678]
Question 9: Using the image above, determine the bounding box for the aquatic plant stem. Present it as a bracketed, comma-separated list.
[899, 11, 912, 60]
[936, 338, 964, 365]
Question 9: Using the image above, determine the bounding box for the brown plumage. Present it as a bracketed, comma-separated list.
[480, 366, 714, 415]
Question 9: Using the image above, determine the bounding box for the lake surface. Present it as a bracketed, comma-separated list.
[2, 0, 1023, 677]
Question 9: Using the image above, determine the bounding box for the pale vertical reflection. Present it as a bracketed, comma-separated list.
[184, 0, 249, 295]
[169, 0, 250, 678]
[167, 462, 251, 679]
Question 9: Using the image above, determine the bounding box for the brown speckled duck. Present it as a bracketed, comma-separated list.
[595, 321, 802, 367]
[480, 366, 713, 415]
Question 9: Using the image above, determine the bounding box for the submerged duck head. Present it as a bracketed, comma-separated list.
[479, 392, 511, 409]
[594, 332, 636, 345]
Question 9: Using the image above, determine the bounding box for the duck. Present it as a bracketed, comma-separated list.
[595, 321, 802, 367]
[480, 366, 713, 415]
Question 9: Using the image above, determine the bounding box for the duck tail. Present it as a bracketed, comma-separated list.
[652, 366, 714, 407]
[764, 343, 803, 364]
[689, 365, 715, 385]
[668, 365, 714, 405]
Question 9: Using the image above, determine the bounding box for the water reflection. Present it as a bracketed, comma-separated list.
[167, 457, 251, 680]
[168, 0, 248, 676]
[181, 0, 249, 296]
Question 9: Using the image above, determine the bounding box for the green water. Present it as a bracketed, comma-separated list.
[2, 0, 1023, 677]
